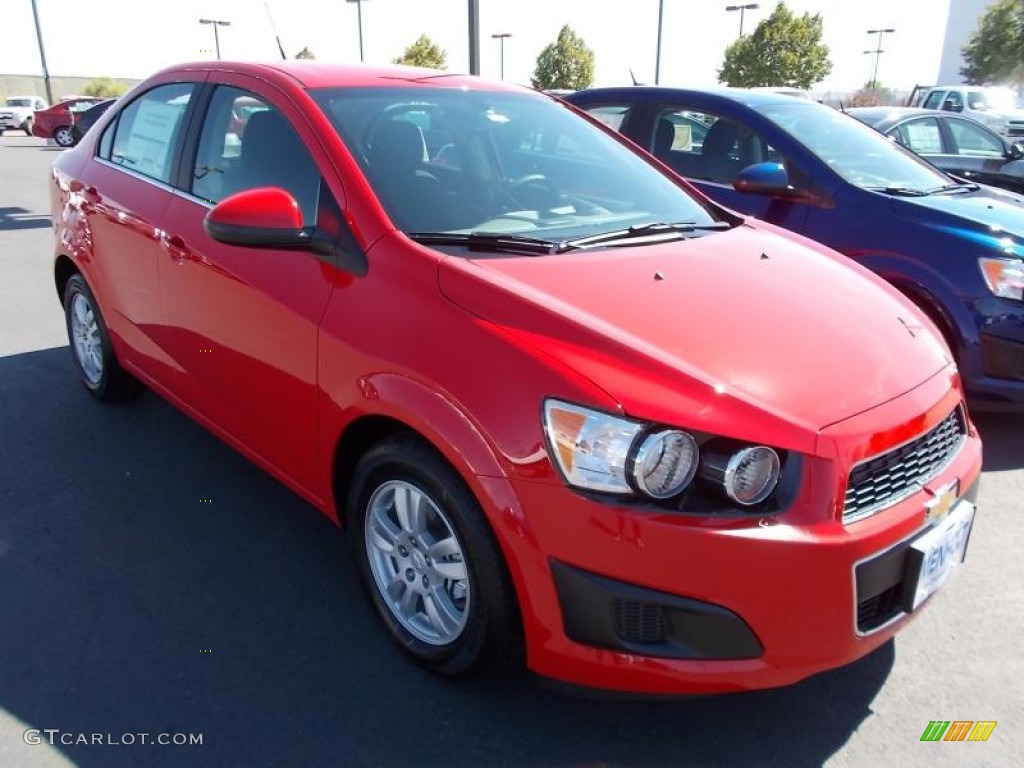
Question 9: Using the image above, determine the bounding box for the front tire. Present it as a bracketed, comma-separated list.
[348, 435, 521, 676]
[63, 273, 143, 402]
[53, 125, 75, 147]
[23, 119, 33, 136]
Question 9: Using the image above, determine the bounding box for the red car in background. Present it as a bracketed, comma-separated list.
[33, 97, 106, 146]
[48, 61, 982, 694]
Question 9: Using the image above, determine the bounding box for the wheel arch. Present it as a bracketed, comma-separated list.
[54, 254, 79, 305]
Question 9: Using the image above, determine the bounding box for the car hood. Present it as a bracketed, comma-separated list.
[890, 186, 1024, 245]
[437, 226, 950, 441]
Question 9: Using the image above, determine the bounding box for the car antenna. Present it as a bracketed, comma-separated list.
[630, 68, 641, 86]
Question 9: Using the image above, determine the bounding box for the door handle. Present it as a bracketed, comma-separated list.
[161, 233, 191, 262]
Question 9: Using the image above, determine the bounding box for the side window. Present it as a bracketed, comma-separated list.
[895, 118, 943, 154]
[922, 91, 945, 110]
[583, 104, 633, 133]
[191, 86, 320, 225]
[652, 106, 784, 185]
[943, 91, 964, 112]
[108, 83, 194, 184]
[947, 118, 1004, 157]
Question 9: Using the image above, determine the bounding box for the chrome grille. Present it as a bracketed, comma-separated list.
[843, 407, 966, 523]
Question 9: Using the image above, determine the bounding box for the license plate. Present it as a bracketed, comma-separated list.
[907, 499, 975, 610]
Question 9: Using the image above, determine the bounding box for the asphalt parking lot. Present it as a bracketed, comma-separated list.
[0, 133, 1022, 768]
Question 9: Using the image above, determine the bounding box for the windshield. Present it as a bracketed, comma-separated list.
[5, 98, 32, 108]
[311, 86, 719, 244]
[967, 88, 1020, 112]
[759, 101, 950, 193]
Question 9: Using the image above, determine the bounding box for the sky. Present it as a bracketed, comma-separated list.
[0, 0, 960, 94]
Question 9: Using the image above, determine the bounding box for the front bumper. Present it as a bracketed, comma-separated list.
[483, 377, 983, 694]
[0, 115, 24, 130]
[961, 296, 1024, 409]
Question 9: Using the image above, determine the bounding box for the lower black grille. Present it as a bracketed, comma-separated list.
[857, 582, 905, 633]
[843, 407, 966, 523]
[612, 599, 667, 644]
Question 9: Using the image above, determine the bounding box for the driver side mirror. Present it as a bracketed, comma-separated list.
[1008, 142, 1024, 160]
[733, 162, 801, 198]
[942, 99, 963, 113]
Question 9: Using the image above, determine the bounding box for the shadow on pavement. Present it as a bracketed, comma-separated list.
[0, 206, 51, 231]
[972, 411, 1024, 471]
[0, 347, 914, 767]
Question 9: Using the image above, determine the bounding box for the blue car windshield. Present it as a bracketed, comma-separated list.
[760, 101, 952, 193]
[311, 86, 720, 240]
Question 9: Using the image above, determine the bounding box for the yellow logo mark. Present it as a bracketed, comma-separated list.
[925, 480, 959, 522]
[968, 721, 997, 742]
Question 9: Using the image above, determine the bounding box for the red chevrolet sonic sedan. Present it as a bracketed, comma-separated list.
[49, 61, 982, 694]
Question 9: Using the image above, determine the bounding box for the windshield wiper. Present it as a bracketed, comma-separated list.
[924, 181, 980, 194]
[562, 221, 732, 250]
[407, 231, 558, 255]
[864, 186, 929, 197]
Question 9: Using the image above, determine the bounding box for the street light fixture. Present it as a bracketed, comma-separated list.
[725, 3, 759, 38]
[491, 33, 512, 80]
[345, 0, 369, 63]
[865, 27, 895, 88]
[198, 19, 231, 60]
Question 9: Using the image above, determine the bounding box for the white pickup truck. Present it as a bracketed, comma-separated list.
[919, 85, 1024, 140]
[0, 95, 49, 135]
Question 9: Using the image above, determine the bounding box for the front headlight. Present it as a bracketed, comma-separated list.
[979, 257, 1024, 301]
[543, 400, 698, 498]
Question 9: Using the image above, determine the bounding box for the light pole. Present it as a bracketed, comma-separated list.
[725, 3, 759, 38]
[29, 0, 54, 104]
[469, 0, 480, 75]
[865, 28, 895, 89]
[198, 19, 230, 60]
[655, 0, 665, 85]
[491, 33, 511, 80]
[345, 0, 368, 62]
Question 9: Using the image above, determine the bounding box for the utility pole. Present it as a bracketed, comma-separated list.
[469, 0, 480, 75]
[655, 0, 665, 85]
[865, 28, 895, 88]
[199, 19, 231, 60]
[345, 0, 368, 62]
[29, 0, 54, 104]
[491, 33, 511, 80]
[726, 4, 760, 38]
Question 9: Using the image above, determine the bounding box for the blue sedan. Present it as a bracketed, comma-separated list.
[565, 87, 1024, 410]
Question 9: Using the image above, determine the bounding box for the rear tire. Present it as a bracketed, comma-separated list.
[63, 273, 143, 403]
[54, 125, 75, 147]
[347, 434, 521, 677]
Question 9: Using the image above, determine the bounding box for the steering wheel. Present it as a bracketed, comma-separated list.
[504, 174, 563, 213]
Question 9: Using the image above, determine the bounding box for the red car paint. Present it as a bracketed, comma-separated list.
[32, 97, 105, 141]
[49, 62, 982, 694]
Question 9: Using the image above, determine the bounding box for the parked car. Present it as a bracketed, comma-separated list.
[32, 97, 107, 147]
[565, 86, 1024, 411]
[0, 95, 48, 134]
[50, 62, 981, 695]
[69, 98, 116, 145]
[919, 85, 1024, 140]
[848, 107, 1024, 194]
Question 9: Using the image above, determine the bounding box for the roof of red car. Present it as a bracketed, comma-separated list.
[160, 60, 526, 93]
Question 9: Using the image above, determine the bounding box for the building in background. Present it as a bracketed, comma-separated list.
[938, 0, 994, 83]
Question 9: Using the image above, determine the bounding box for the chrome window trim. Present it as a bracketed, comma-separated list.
[94, 157, 214, 209]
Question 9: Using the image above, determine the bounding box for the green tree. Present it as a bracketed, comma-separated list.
[718, 2, 832, 89]
[531, 25, 595, 91]
[961, 0, 1024, 86]
[295, 46, 316, 60]
[393, 34, 447, 69]
[82, 77, 129, 98]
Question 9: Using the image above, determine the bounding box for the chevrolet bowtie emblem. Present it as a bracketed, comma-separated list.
[925, 480, 959, 522]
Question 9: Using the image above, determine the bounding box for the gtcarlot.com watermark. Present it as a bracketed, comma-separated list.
[24, 729, 202, 747]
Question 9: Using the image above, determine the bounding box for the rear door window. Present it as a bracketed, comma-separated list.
[892, 118, 943, 155]
[106, 83, 195, 184]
